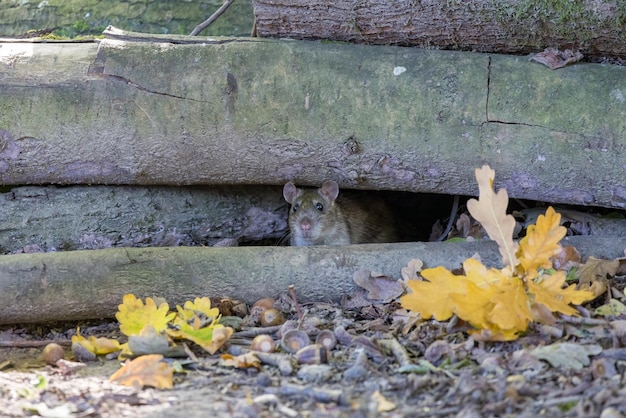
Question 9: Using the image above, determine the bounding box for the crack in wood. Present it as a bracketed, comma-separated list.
[102, 25, 259, 46]
[485, 55, 491, 123]
[483, 57, 583, 137]
[101, 73, 208, 103]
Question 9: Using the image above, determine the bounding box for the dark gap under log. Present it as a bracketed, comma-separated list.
[1, 184, 624, 255]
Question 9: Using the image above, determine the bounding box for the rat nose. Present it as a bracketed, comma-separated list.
[300, 218, 312, 231]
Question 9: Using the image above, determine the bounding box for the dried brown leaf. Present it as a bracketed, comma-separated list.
[220, 352, 261, 369]
[353, 269, 404, 303]
[531, 48, 583, 69]
[109, 354, 174, 390]
[553, 246, 582, 271]
[578, 256, 619, 298]
[401, 259, 423, 282]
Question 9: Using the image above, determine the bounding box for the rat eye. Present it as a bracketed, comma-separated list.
[315, 202, 324, 211]
[292, 203, 300, 213]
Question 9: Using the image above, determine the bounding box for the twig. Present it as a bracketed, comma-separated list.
[538, 395, 584, 408]
[559, 315, 609, 326]
[266, 383, 348, 405]
[436, 195, 460, 242]
[0, 339, 71, 348]
[379, 338, 412, 368]
[420, 406, 463, 417]
[233, 325, 282, 338]
[190, 0, 236, 36]
[228, 345, 293, 375]
[288, 285, 303, 321]
[182, 342, 199, 362]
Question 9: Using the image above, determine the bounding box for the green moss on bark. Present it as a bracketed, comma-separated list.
[492, 0, 626, 40]
[0, 0, 254, 37]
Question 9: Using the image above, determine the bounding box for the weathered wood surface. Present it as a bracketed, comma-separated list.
[253, 0, 626, 60]
[0, 0, 254, 38]
[1, 236, 624, 324]
[0, 185, 287, 253]
[1, 28, 625, 209]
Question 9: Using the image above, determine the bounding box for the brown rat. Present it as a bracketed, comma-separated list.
[283, 180, 398, 246]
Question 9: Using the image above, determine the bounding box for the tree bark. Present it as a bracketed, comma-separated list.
[1, 28, 625, 209]
[0, 185, 288, 253]
[1, 236, 624, 324]
[252, 0, 626, 61]
[0, 0, 254, 39]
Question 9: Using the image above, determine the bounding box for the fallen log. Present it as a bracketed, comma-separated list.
[252, 0, 626, 60]
[1, 28, 625, 209]
[0, 0, 254, 39]
[0, 185, 288, 253]
[1, 236, 624, 324]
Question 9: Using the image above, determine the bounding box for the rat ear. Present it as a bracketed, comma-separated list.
[283, 182, 298, 204]
[320, 180, 339, 201]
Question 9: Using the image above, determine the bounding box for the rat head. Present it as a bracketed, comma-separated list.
[283, 180, 340, 246]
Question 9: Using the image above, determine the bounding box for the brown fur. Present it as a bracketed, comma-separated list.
[283, 180, 398, 246]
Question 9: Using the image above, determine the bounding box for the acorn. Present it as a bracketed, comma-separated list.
[280, 329, 310, 353]
[250, 335, 276, 353]
[278, 320, 298, 338]
[253, 298, 276, 310]
[42, 343, 65, 366]
[295, 344, 330, 365]
[315, 330, 337, 350]
[260, 308, 286, 327]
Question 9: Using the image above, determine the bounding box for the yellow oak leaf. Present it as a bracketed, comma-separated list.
[517, 207, 566, 278]
[183, 297, 220, 319]
[401, 166, 595, 342]
[466, 165, 519, 269]
[462, 257, 506, 287]
[71, 334, 96, 355]
[116, 294, 176, 337]
[175, 297, 221, 327]
[400, 266, 464, 321]
[469, 326, 521, 342]
[71, 331, 121, 356]
[527, 271, 594, 316]
[487, 277, 533, 332]
[449, 278, 494, 330]
[168, 312, 233, 354]
[168, 316, 214, 339]
[89, 336, 121, 355]
[109, 354, 174, 390]
[449, 259, 499, 329]
[453, 259, 532, 336]
[183, 324, 231, 354]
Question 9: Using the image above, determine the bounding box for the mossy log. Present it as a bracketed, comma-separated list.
[1, 28, 625, 209]
[1, 236, 624, 324]
[0, 0, 254, 38]
[253, 0, 626, 60]
[0, 185, 287, 253]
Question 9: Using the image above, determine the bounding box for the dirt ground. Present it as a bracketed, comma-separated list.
[2, 289, 626, 418]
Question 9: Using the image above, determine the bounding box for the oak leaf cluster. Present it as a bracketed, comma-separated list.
[401, 165, 595, 341]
